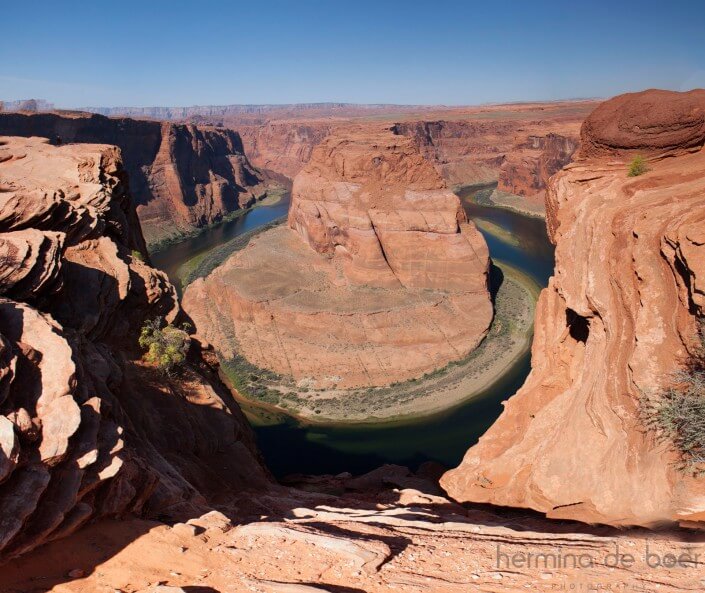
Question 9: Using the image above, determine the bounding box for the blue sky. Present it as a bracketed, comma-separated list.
[2, 0, 704, 107]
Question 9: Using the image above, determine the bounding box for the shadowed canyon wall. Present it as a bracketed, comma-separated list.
[0, 112, 266, 247]
[0, 136, 269, 562]
[442, 89, 705, 527]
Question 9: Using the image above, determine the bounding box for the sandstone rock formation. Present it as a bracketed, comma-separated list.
[230, 103, 590, 218]
[393, 115, 583, 215]
[495, 132, 579, 209]
[442, 89, 705, 527]
[0, 136, 269, 562]
[237, 120, 334, 179]
[183, 127, 492, 389]
[70, 101, 593, 219]
[2, 473, 701, 592]
[0, 112, 266, 247]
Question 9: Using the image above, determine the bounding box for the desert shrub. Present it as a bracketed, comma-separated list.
[139, 317, 191, 375]
[131, 249, 145, 262]
[628, 155, 648, 177]
[640, 328, 705, 472]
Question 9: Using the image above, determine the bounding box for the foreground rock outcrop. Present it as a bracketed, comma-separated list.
[442, 89, 705, 527]
[0, 112, 266, 247]
[2, 473, 702, 592]
[0, 136, 269, 562]
[184, 127, 492, 389]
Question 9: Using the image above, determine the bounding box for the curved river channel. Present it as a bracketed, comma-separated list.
[151, 184, 554, 477]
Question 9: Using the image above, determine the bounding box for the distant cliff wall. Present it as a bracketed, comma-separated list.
[0, 112, 265, 247]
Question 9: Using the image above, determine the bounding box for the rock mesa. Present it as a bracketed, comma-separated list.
[184, 127, 492, 389]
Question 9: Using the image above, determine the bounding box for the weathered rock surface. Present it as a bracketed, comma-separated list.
[184, 127, 492, 389]
[103, 102, 591, 208]
[0, 112, 266, 246]
[394, 116, 583, 215]
[288, 128, 491, 291]
[238, 120, 334, 179]
[0, 137, 269, 562]
[2, 478, 701, 592]
[442, 89, 705, 527]
[495, 132, 579, 207]
[580, 88, 705, 158]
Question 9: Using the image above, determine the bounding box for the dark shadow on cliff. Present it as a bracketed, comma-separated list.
[488, 261, 505, 301]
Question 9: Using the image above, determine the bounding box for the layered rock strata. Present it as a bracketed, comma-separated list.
[442, 89, 705, 527]
[0, 136, 269, 562]
[184, 128, 492, 389]
[0, 112, 265, 246]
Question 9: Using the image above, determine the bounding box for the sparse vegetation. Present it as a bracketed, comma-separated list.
[131, 249, 145, 262]
[640, 326, 705, 473]
[139, 317, 192, 375]
[628, 155, 648, 177]
[177, 218, 286, 288]
[223, 266, 537, 423]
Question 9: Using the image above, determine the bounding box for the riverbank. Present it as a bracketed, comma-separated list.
[177, 217, 286, 288]
[218, 259, 539, 425]
[148, 185, 288, 254]
[455, 182, 546, 219]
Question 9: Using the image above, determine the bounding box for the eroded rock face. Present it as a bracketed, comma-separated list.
[442, 90, 705, 527]
[496, 132, 579, 204]
[0, 137, 269, 562]
[580, 88, 705, 158]
[392, 115, 584, 201]
[0, 112, 265, 246]
[171, 103, 591, 209]
[288, 129, 490, 291]
[238, 121, 334, 180]
[184, 127, 492, 389]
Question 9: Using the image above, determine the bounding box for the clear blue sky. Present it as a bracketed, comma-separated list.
[2, 0, 704, 107]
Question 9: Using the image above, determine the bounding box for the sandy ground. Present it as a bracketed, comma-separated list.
[486, 189, 546, 218]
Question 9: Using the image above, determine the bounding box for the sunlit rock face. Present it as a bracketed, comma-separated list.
[184, 127, 493, 389]
[0, 136, 270, 562]
[442, 89, 705, 527]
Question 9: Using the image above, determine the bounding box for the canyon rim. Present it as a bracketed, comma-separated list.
[1, 2, 705, 591]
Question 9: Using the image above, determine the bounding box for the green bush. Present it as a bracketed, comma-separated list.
[640, 328, 705, 472]
[139, 317, 191, 375]
[628, 155, 648, 177]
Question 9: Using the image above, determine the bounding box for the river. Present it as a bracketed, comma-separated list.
[150, 184, 554, 478]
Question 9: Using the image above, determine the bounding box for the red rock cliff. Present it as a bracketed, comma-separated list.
[0, 136, 270, 562]
[442, 89, 705, 526]
[0, 112, 265, 247]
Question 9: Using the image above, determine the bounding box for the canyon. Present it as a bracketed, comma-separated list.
[0, 111, 267, 248]
[215, 102, 592, 216]
[442, 89, 705, 527]
[183, 127, 493, 392]
[75, 100, 594, 215]
[0, 90, 703, 593]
